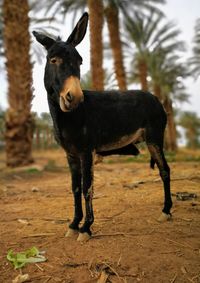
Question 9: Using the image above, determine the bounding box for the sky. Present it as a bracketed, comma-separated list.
[0, 0, 200, 116]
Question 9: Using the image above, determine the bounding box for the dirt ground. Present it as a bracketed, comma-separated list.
[0, 149, 200, 283]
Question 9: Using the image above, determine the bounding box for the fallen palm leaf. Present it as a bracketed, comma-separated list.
[7, 246, 46, 269]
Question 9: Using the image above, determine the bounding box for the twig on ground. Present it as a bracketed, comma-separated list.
[97, 270, 109, 283]
[35, 263, 44, 272]
[22, 233, 55, 238]
[102, 262, 123, 283]
[170, 273, 177, 283]
[42, 218, 70, 223]
[93, 230, 155, 239]
[102, 210, 127, 220]
[172, 176, 200, 182]
[166, 238, 195, 249]
[191, 274, 200, 282]
[181, 266, 187, 274]
[160, 250, 180, 255]
[93, 232, 126, 239]
[44, 277, 52, 283]
[117, 254, 122, 266]
[96, 210, 126, 223]
[123, 175, 200, 188]
[63, 262, 88, 268]
[187, 277, 196, 283]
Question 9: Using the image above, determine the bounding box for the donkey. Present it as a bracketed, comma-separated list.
[33, 12, 172, 242]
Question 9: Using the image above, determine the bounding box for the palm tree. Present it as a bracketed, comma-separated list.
[148, 49, 188, 99]
[190, 18, 200, 79]
[3, 0, 34, 167]
[125, 11, 182, 91]
[179, 112, 200, 149]
[147, 49, 188, 151]
[104, 0, 166, 90]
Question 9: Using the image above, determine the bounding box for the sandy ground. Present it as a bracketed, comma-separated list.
[0, 149, 200, 283]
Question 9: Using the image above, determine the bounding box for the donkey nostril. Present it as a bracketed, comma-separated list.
[66, 92, 73, 103]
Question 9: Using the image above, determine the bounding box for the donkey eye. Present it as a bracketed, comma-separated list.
[50, 57, 63, 65]
[50, 57, 57, 64]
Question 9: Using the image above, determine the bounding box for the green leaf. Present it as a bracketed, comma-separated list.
[7, 247, 46, 269]
[25, 246, 39, 257]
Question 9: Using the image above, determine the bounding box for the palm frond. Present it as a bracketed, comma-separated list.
[189, 18, 200, 78]
[144, 11, 163, 45]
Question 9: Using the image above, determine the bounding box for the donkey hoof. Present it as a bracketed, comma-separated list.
[157, 212, 172, 223]
[65, 228, 79, 238]
[77, 232, 91, 242]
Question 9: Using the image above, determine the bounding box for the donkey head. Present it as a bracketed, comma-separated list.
[33, 12, 88, 112]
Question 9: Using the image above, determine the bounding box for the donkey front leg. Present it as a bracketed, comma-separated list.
[77, 152, 94, 241]
[65, 154, 83, 238]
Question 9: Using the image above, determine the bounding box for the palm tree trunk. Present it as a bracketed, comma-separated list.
[163, 97, 177, 151]
[153, 83, 162, 101]
[187, 129, 197, 149]
[36, 128, 40, 149]
[87, 0, 104, 90]
[138, 58, 148, 91]
[3, 0, 34, 167]
[105, 2, 127, 90]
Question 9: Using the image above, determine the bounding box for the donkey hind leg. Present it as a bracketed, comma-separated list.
[65, 154, 83, 238]
[147, 143, 172, 222]
[77, 152, 94, 242]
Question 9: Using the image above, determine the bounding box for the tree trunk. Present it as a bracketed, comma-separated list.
[3, 0, 34, 167]
[153, 83, 162, 102]
[105, 2, 127, 90]
[36, 128, 40, 149]
[163, 97, 177, 151]
[187, 128, 197, 149]
[88, 0, 104, 90]
[138, 58, 148, 91]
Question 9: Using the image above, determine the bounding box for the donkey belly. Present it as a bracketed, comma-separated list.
[97, 128, 145, 151]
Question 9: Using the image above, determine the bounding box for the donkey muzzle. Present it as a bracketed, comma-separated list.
[59, 76, 84, 112]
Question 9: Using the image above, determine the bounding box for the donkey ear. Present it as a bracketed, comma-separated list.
[66, 12, 89, 47]
[32, 31, 55, 50]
